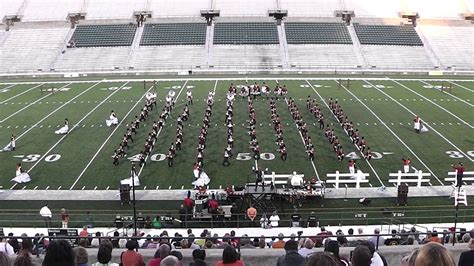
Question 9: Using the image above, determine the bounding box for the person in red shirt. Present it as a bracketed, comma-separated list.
[79, 226, 89, 238]
[402, 158, 411, 173]
[121, 240, 144, 266]
[452, 162, 465, 187]
[208, 194, 219, 214]
[148, 244, 170, 266]
[183, 190, 194, 213]
[216, 245, 244, 266]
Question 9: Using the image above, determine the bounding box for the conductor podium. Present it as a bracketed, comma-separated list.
[397, 184, 408, 206]
[119, 184, 131, 205]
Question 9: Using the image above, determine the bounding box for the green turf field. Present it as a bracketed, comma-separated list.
[0, 77, 473, 191]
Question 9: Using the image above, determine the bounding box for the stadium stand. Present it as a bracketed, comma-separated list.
[215, 0, 277, 17]
[210, 45, 282, 68]
[0, 0, 24, 19]
[148, 0, 209, 17]
[404, 0, 467, 20]
[0, 27, 69, 72]
[70, 24, 137, 47]
[140, 23, 207, 46]
[287, 44, 359, 68]
[361, 45, 433, 69]
[85, 0, 146, 20]
[285, 22, 352, 44]
[54, 47, 130, 71]
[348, 0, 401, 18]
[280, 0, 342, 17]
[134, 46, 206, 70]
[213, 22, 279, 45]
[354, 24, 423, 46]
[418, 25, 474, 69]
[21, 0, 82, 22]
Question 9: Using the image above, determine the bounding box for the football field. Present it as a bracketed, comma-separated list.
[0, 76, 473, 192]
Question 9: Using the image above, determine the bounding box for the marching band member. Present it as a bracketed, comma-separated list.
[11, 163, 31, 183]
[186, 89, 193, 105]
[106, 110, 119, 127]
[55, 118, 69, 135]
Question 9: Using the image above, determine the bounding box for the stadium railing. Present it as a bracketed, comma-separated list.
[1, 209, 473, 228]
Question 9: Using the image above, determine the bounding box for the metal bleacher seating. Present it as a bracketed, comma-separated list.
[354, 24, 423, 46]
[418, 25, 474, 70]
[361, 45, 433, 69]
[70, 24, 137, 47]
[213, 22, 279, 45]
[140, 23, 207, 46]
[287, 44, 359, 68]
[285, 22, 352, 44]
[0, 27, 69, 72]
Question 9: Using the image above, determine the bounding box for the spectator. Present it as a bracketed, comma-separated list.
[73, 246, 89, 266]
[258, 237, 267, 249]
[91, 232, 102, 248]
[246, 207, 257, 225]
[462, 233, 471, 243]
[359, 241, 387, 266]
[92, 243, 118, 266]
[400, 248, 419, 266]
[160, 256, 179, 266]
[384, 230, 400, 246]
[14, 254, 34, 266]
[19, 238, 33, 256]
[427, 231, 442, 243]
[60, 208, 70, 229]
[368, 229, 385, 248]
[317, 226, 333, 240]
[183, 191, 194, 213]
[216, 245, 244, 266]
[190, 249, 206, 266]
[0, 234, 14, 255]
[169, 250, 183, 265]
[178, 205, 187, 228]
[458, 238, 474, 266]
[408, 227, 420, 242]
[276, 240, 304, 266]
[306, 252, 338, 266]
[0, 251, 11, 266]
[414, 242, 454, 266]
[325, 240, 349, 266]
[272, 233, 286, 249]
[42, 240, 75, 266]
[259, 213, 269, 229]
[298, 238, 314, 257]
[351, 245, 372, 266]
[79, 227, 89, 238]
[120, 240, 144, 266]
[8, 233, 20, 254]
[269, 211, 280, 227]
[148, 244, 170, 266]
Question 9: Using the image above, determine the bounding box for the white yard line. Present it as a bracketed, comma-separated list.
[10, 82, 130, 189]
[337, 79, 444, 185]
[1, 77, 474, 86]
[448, 81, 474, 93]
[418, 80, 473, 107]
[15, 82, 102, 141]
[366, 79, 473, 163]
[69, 83, 156, 190]
[0, 83, 71, 123]
[0, 83, 44, 104]
[136, 81, 188, 177]
[278, 80, 320, 181]
[390, 79, 472, 128]
[305, 80, 384, 187]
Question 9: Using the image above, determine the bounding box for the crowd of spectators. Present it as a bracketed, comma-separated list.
[0, 226, 473, 265]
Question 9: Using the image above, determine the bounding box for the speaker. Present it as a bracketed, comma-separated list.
[397, 184, 408, 205]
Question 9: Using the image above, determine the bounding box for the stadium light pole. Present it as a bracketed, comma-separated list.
[132, 181, 138, 237]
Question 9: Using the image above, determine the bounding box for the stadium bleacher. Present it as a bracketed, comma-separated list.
[361, 45, 434, 69]
[0, 27, 69, 72]
[21, 0, 82, 22]
[210, 45, 282, 68]
[287, 44, 359, 68]
[285, 22, 352, 44]
[55, 46, 131, 71]
[418, 25, 474, 69]
[70, 24, 137, 47]
[85, 0, 147, 20]
[134, 45, 206, 70]
[213, 22, 279, 45]
[140, 23, 207, 46]
[354, 24, 424, 46]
